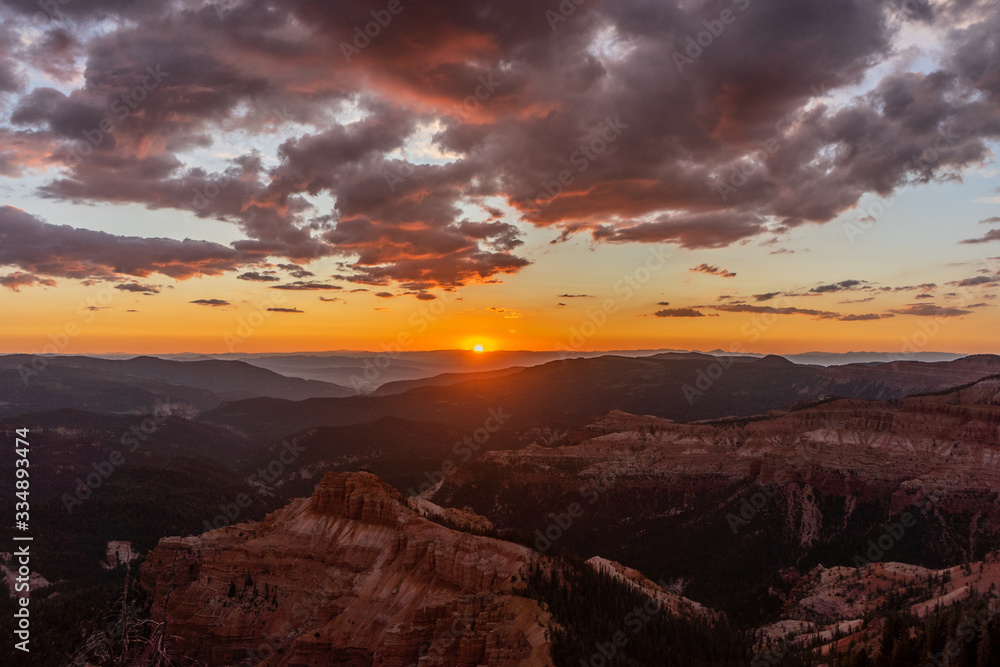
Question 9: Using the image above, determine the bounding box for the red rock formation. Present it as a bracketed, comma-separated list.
[436, 378, 1000, 550]
[585, 557, 719, 622]
[140, 471, 555, 666]
[760, 552, 1000, 657]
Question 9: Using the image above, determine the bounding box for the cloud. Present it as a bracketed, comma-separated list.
[753, 292, 782, 302]
[271, 281, 343, 291]
[267, 307, 304, 313]
[961, 229, 1000, 244]
[0, 206, 246, 281]
[889, 304, 973, 317]
[690, 263, 736, 278]
[3, 0, 1000, 291]
[714, 304, 839, 318]
[318, 296, 342, 302]
[276, 263, 314, 278]
[838, 312, 893, 321]
[949, 275, 997, 287]
[115, 282, 160, 295]
[0, 271, 56, 291]
[593, 212, 764, 249]
[559, 294, 594, 298]
[190, 298, 230, 307]
[654, 308, 705, 318]
[810, 280, 867, 293]
[980, 217, 1000, 224]
[238, 272, 281, 282]
[657, 301, 670, 306]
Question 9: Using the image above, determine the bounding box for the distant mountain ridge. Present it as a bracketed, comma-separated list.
[0, 354, 352, 417]
[201, 354, 1000, 443]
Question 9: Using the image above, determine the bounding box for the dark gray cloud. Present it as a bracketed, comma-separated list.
[950, 275, 997, 287]
[714, 304, 839, 318]
[271, 281, 342, 290]
[190, 298, 230, 306]
[654, 307, 705, 317]
[889, 303, 973, 317]
[690, 263, 736, 278]
[277, 263, 314, 278]
[961, 229, 1000, 244]
[0, 206, 246, 280]
[838, 312, 893, 321]
[810, 280, 867, 293]
[1, 0, 998, 291]
[592, 212, 765, 248]
[238, 272, 281, 282]
[115, 282, 160, 295]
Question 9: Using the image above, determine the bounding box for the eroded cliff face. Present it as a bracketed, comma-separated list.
[139, 471, 555, 666]
[758, 553, 1000, 657]
[432, 378, 1000, 585]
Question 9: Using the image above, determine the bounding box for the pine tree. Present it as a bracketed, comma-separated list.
[976, 632, 993, 667]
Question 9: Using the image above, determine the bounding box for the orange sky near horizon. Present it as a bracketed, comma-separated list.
[4, 248, 997, 356]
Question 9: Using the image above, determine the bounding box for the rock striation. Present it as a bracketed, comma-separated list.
[433, 377, 1000, 568]
[140, 471, 555, 666]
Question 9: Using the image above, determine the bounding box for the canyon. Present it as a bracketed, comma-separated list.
[138, 471, 711, 666]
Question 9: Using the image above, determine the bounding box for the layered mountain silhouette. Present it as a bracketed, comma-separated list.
[0, 354, 352, 417]
[6, 353, 1000, 666]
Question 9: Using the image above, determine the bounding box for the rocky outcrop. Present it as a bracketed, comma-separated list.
[101, 540, 140, 570]
[763, 552, 1000, 656]
[431, 377, 1000, 583]
[408, 497, 497, 534]
[585, 556, 718, 622]
[139, 471, 554, 666]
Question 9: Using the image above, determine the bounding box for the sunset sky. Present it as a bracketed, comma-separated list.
[1, 0, 998, 354]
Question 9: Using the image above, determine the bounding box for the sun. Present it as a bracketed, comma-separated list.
[473, 344, 484, 353]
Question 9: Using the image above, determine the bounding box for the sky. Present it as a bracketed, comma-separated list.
[0, 0, 998, 355]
